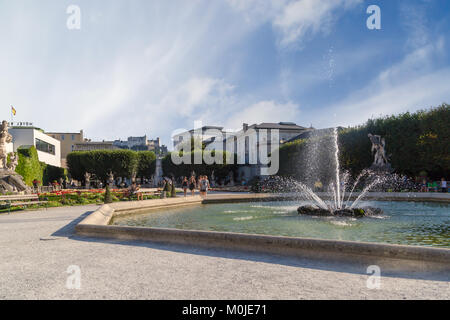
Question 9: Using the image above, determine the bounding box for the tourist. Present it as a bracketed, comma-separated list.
[165, 178, 172, 198]
[182, 177, 189, 197]
[129, 182, 142, 200]
[431, 180, 438, 192]
[420, 179, 427, 192]
[441, 178, 447, 193]
[170, 178, 177, 197]
[189, 176, 196, 196]
[199, 175, 210, 198]
[160, 178, 167, 198]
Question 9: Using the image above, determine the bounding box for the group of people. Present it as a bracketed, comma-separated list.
[421, 178, 447, 193]
[181, 175, 210, 198]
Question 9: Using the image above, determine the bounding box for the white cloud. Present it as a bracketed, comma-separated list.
[224, 100, 300, 130]
[227, 0, 362, 47]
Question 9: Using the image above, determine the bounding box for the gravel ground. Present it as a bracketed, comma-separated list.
[0, 206, 448, 300]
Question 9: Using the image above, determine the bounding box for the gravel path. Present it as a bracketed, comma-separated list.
[0, 206, 448, 299]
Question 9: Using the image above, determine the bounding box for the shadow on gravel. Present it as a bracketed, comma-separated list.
[51, 211, 93, 237]
[59, 216, 449, 283]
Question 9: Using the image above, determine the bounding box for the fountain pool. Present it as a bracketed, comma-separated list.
[112, 200, 450, 248]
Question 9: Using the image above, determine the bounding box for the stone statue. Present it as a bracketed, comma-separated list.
[210, 170, 216, 187]
[0, 120, 31, 194]
[0, 121, 13, 169]
[107, 171, 115, 187]
[7, 152, 18, 172]
[85, 172, 91, 189]
[227, 170, 235, 187]
[368, 134, 390, 168]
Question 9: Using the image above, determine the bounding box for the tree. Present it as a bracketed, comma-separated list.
[137, 151, 157, 181]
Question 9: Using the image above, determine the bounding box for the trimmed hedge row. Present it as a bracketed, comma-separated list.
[162, 151, 237, 180]
[276, 132, 337, 186]
[339, 104, 449, 178]
[66, 150, 156, 183]
[278, 104, 450, 179]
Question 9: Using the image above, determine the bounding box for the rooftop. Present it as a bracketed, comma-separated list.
[244, 122, 309, 131]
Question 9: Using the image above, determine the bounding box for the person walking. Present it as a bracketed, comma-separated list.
[199, 175, 210, 198]
[189, 176, 196, 196]
[441, 178, 447, 193]
[182, 177, 189, 197]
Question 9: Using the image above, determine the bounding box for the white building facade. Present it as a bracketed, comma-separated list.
[9, 127, 61, 167]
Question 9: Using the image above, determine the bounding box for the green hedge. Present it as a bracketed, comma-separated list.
[15, 146, 44, 186]
[162, 150, 237, 179]
[277, 104, 450, 180]
[43, 164, 68, 185]
[67, 149, 155, 182]
[137, 151, 157, 180]
[339, 103, 449, 178]
[277, 132, 337, 186]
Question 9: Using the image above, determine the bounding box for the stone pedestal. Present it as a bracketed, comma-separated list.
[0, 169, 32, 194]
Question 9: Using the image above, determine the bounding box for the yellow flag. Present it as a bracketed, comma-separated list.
[11, 106, 16, 115]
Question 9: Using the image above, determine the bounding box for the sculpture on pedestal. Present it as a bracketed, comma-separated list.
[0, 121, 13, 169]
[0, 120, 32, 194]
[227, 170, 235, 186]
[107, 171, 115, 188]
[368, 133, 392, 171]
[210, 170, 216, 187]
[85, 172, 91, 189]
[7, 152, 18, 171]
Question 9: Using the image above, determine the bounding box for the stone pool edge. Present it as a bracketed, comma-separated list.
[74, 193, 450, 269]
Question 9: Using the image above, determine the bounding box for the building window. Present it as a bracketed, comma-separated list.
[72, 135, 75, 140]
[61, 134, 65, 140]
[35, 138, 55, 155]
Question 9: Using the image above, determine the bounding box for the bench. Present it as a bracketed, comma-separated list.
[0, 194, 48, 213]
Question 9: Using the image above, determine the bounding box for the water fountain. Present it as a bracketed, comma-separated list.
[295, 128, 386, 217]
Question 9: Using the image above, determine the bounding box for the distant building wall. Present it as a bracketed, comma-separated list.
[9, 128, 61, 167]
[46, 130, 84, 168]
[73, 141, 117, 151]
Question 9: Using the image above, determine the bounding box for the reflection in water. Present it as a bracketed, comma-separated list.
[113, 200, 450, 248]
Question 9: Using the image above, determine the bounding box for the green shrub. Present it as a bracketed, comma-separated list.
[67, 149, 151, 183]
[162, 150, 237, 180]
[339, 103, 450, 178]
[15, 146, 44, 186]
[43, 164, 67, 185]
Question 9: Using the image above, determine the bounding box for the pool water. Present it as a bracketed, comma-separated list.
[112, 201, 450, 247]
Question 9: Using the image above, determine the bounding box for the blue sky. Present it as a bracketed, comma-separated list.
[0, 0, 449, 148]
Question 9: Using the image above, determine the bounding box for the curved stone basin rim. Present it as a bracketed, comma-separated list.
[75, 193, 450, 266]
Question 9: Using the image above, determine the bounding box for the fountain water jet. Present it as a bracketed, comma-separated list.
[295, 128, 383, 217]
